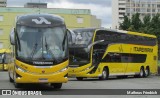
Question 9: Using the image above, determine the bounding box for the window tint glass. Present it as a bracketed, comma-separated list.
[102, 52, 147, 63]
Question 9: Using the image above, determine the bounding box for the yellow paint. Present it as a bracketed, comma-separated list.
[0, 49, 10, 71]
[8, 13, 69, 84]
[14, 60, 69, 83]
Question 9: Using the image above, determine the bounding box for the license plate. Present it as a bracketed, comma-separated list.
[39, 78, 48, 83]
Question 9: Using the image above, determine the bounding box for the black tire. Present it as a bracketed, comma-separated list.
[9, 73, 14, 83]
[99, 68, 109, 80]
[51, 83, 62, 89]
[76, 77, 84, 81]
[145, 67, 150, 77]
[139, 67, 145, 78]
[13, 70, 22, 88]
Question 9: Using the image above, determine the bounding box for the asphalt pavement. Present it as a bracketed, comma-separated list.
[0, 71, 160, 98]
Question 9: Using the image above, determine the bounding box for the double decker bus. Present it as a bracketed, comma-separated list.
[0, 49, 11, 71]
[68, 28, 158, 80]
[8, 14, 69, 88]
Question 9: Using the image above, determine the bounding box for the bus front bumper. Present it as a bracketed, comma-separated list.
[15, 69, 68, 83]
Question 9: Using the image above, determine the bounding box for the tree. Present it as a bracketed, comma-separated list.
[130, 13, 142, 32]
[139, 15, 152, 34]
[119, 15, 130, 30]
[119, 13, 142, 32]
[142, 15, 151, 27]
[150, 14, 160, 36]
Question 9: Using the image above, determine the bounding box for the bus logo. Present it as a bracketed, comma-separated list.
[42, 70, 45, 73]
[134, 47, 153, 53]
[32, 17, 51, 25]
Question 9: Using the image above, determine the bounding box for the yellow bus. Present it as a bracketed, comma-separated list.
[68, 28, 158, 80]
[0, 49, 11, 71]
[8, 14, 69, 88]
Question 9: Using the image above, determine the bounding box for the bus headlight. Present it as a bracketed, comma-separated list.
[82, 66, 92, 72]
[15, 65, 27, 72]
[59, 67, 68, 72]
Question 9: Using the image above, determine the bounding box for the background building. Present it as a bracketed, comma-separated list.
[0, 0, 7, 7]
[112, 0, 160, 29]
[0, 7, 101, 49]
[24, 2, 47, 8]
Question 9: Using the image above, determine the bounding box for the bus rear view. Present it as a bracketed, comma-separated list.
[8, 14, 69, 89]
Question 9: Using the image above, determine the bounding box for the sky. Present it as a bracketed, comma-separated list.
[7, 0, 112, 28]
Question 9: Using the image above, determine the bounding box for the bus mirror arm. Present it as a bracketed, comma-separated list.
[87, 40, 104, 51]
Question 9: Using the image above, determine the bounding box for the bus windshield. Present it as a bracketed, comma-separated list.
[16, 25, 68, 65]
[69, 47, 90, 66]
[71, 29, 95, 47]
[69, 29, 95, 65]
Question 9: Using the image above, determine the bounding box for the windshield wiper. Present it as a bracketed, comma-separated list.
[44, 36, 56, 60]
[45, 37, 63, 63]
[30, 42, 38, 60]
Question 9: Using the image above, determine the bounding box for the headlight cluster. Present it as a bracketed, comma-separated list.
[15, 65, 27, 72]
[15, 64, 68, 74]
[82, 66, 93, 72]
[59, 67, 68, 72]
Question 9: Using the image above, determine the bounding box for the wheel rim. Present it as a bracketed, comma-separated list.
[145, 69, 149, 76]
[140, 69, 143, 77]
[102, 70, 107, 79]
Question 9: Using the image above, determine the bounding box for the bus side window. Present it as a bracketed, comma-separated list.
[112, 53, 121, 62]
[105, 53, 121, 63]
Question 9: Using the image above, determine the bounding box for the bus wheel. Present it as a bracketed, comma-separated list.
[145, 67, 150, 77]
[76, 77, 83, 81]
[51, 83, 62, 89]
[139, 67, 145, 78]
[9, 73, 14, 83]
[99, 68, 108, 80]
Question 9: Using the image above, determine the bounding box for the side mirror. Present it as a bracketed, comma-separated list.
[1, 54, 4, 59]
[87, 40, 104, 52]
[67, 29, 76, 45]
[10, 28, 15, 45]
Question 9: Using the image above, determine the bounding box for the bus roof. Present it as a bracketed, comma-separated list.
[127, 31, 157, 38]
[97, 29, 157, 38]
[72, 28, 157, 38]
[16, 13, 65, 27]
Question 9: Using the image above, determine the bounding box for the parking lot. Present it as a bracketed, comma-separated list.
[0, 71, 160, 90]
